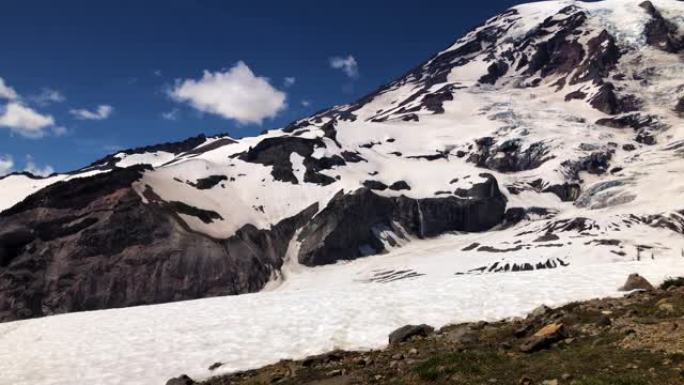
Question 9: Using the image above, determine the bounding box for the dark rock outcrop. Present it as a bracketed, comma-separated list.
[543, 183, 581, 202]
[590, 83, 641, 115]
[469, 138, 552, 173]
[596, 113, 659, 130]
[389, 181, 411, 191]
[479, 61, 509, 84]
[675, 97, 684, 117]
[0, 167, 317, 322]
[238, 136, 341, 186]
[570, 30, 620, 85]
[639, 1, 683, 53]
[297, 174, 507, 266]
[86, 135, 212, 170]
[189, 175, 228, 190]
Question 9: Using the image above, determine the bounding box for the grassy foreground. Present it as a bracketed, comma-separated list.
[172, 277, 684, 385]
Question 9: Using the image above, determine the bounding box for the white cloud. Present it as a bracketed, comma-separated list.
[0, 102, 55, 138]
[284, 77, 296, 87]
[301, 100, 311, 107]
[329, 55, 359, 78]
[161, 108, 179, 121]
[0, 77, 19, 100]
[31, 88, 65, 106]
[51, 126, 68, 136]
[0, 154, 14, 176]
[24, 155, 54, 177]
[169, 61, 287, 125]
[70, 105, 114, 120]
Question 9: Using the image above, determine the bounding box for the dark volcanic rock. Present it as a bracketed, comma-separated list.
[596, 113, 659, 130]
[389, 324, 435, 345]
[522, 11, 587, 79]
[590, 83, 641, 115]
[543, 183, 581, 202]
[362, 180, 389, 191]
[0, 168, 318, 322]
[639, 1, 683, 53]
[636, 129, 657, 146]
[190, 175, 228, 190]
[570, 30, 621, 85]
[562, 150, 612, 177]
[565, 90, 587, 101]
[389, 181, 411, 191]
[469, 138, 552, 173]
[238, 136, 342, 186]
[479, 61, 509, 84]
[297, 174, 507, 266]
[86, 135, 210, 170]
[675, 97, 684, 117]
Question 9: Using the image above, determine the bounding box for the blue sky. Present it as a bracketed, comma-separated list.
[0, 0, 524, 174]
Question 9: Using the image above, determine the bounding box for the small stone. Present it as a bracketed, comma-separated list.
[542, 380, 559, 385]
[391, 353, 404, 360]
[327, 369, 343, 377]
[561, 373, 572, 380]
[518, 376, 533, 385]
[408, 348, 418, 355]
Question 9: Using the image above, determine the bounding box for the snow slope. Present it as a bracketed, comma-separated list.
[2, 229, 684, 385]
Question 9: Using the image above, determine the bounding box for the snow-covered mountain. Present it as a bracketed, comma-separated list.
[1, 0, 684, 324]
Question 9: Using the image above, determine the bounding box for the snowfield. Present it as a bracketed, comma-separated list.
[2, 229, 684, 385]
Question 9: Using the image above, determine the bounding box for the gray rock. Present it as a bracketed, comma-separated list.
[389, 324, 435, 345]
[619, 273, 655, 292]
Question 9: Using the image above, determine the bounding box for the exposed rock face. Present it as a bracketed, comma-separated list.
[675, 97, 684, 117]
[87, 135, 215, 170]
[639, 1, 684, 53]
[0, 167, 317, 322]
[590, 83, 641, 115]
[297, 174, 507, 266]
[468, 138, 552, 173]
[238, 136, 342, 186]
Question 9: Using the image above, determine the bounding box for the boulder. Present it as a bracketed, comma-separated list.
[619, 273, 655, 292]
[389, 324, 434, 345]
[520, 323, 566, 353]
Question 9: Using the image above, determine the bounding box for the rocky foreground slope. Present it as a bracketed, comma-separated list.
[1, 0, 684, 321]
[171, 276, 684, 385]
